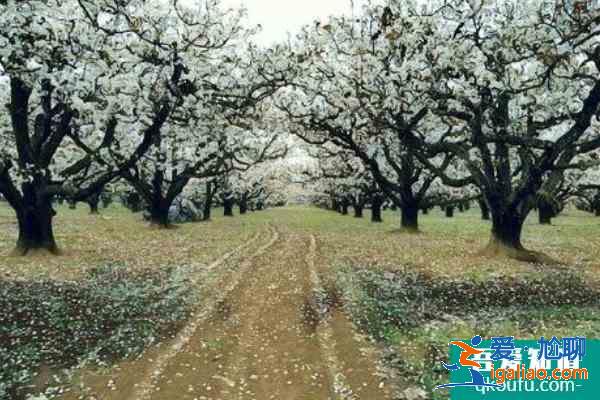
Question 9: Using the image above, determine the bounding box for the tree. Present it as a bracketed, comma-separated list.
[565, 154, 600, 216]
[311, 146, 384, 220]
[202, 178, 218, 221]
[82, 0, 290, 228]
[0, 0, 158, 254]
[389, 0, 600, 261]
[277, 8, 454, 232]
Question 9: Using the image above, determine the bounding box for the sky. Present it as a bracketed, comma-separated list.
[220, 0, 364, 45]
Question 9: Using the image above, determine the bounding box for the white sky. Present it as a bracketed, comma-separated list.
[221, 0, 364, 45]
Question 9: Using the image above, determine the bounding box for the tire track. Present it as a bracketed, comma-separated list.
[133, 226, 280, 400]
[60, 226, 391, 400]
[307, 234, 393, 400]
[147, 228, 333, 400]
[58, 227, 274, 400]
[306, 234, 356, 400]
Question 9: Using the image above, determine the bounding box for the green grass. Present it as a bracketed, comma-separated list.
[1, 202, 599, 398]
[300, 205, 600, 397]
[0, 265, 196, 400]
[3, 203, 599, 282]
[222, 205, 600, 283]
[0, 202, 262, 280]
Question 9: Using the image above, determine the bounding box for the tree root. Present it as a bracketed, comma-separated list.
[11, 245, 62, 257]
[389, 227, 421, 234]
[480, 241, 561, 265]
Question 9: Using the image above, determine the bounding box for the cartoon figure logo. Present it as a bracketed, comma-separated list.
[435, 335, 502, 390]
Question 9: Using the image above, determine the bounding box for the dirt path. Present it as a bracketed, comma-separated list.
[61, 226, 391, 400]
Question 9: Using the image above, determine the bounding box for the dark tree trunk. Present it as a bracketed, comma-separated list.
[538, 198, 554, 225]
[145, 169, 174, 228]
[89, 201, 99, 214]
[445, 206, 454, 218]
[224, 198, 234, 217]
[592, 194, 600, 216]
[371, 197, 383, 223]
[203, 182, 215, 221]
[463, 201, 471, 210]
[203, 201, 212, 221]
[68, 200, 76, 209]
[422, 207, 429, 215]
[101, 195, 112, 209]
[15, 183, 58, 255]
[400, 204, 419, 231]
[148, 201, 171, 228]
[483, 197, 555, 263]
[331, 197, 338, 212]
[87, 192, 100, 214]
[256, 202, 264, 211]
[354, 204, 363, 218]
[479, 199, 490, 220]
[239, 194, 248, 215]
[125, 192, 144, 212]
[341, 199, 349, 215]
[490, 211, 525, 251]
[457, 203, 464, 212]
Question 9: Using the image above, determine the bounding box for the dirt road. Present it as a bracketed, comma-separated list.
[62, 226, 392, 400]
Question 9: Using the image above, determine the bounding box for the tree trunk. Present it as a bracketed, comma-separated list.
[148, 201, 171, 228]
[224, 198, 234, 217]
[239, 194, 248, 215]
[15, 184, 58, 255]
[400, 204, 419, 232]
[371, 197, 383, 223]
[203, 201, 212, 221]
[457, 203, 464, 212]
[485, 209, 549, 262]
[591, 193, 600, 216]
[482, 198, 556, 263]
[87, 193, 100, 214]
[354, 204, 363, 218]
[445, 206, 454, 218]
[101, 196, 112, 209]
[538, 198, 554, 225]
[202, 182, 214, 221]
[479, 199, 490, 220]
[331, 197, 338, 212]
[490, 212, 525, 251]
[422, 207, 429, 215]
[341, 199, 349, 215]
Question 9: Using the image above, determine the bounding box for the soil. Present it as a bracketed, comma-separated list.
[59, 226, 391, 400]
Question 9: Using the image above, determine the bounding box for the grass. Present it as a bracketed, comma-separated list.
[248, 206, 600, 284]
[297, 206, 600, 398]
[0, 202, 264, 399]
[3, 203, 599, 283]
[0, 265, 196, 400]
[333, 263, 600, 397]
[0, 203, 261, 281]
[1, 202, 599, 399]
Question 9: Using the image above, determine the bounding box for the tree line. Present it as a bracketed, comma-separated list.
[1, 0, 600, 263]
